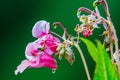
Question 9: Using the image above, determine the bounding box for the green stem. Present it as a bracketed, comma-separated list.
[74, 42, 91, 80]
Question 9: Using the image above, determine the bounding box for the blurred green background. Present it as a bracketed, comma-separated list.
[0, 0, 120, 80]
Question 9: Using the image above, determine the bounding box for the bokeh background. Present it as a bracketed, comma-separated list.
[0, 0, 120, 80]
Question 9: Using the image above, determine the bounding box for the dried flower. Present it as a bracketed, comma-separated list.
[57, 41, 75, 65]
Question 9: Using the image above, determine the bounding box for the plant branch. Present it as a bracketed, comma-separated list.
[111, 24, 120, 75]
[54, 22, 71, 40]
[99, 0, 120, 75]
[50, 31, 64, 40]
[98, 0, 111, 20]
[108, 26, 114, 63]
[77, 7, 97, 17]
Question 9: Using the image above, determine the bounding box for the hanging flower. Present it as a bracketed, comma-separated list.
[15, 40, 58, 75]
[15, 20, 60, 75]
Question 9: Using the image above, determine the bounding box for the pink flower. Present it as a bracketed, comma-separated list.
[32, 20, 50, 38]
[82, 29, 93, 37]
[15, 41, 57, 75]
[15, 20, 60, 75]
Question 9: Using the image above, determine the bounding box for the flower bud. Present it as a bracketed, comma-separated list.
[53, 23, 57, 29]
[93, 0, 99, 7]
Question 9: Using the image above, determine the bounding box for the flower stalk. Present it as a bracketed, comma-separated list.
[74, 42, 91, 80]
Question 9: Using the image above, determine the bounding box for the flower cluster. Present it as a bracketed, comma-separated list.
[15, 20, 74, 75]
[75, 13, 100, 37]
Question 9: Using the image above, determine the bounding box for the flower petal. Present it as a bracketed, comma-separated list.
[82, 29, 92, 37]
[15, 60, 31, 75]
[45, 22, 50, 33]
[62, 31, 66, 40]
[31, 53, 57, 69]
[45, 34, 60, 52]
[32, 20, 50, 38]
[25, 42, 39, 60]
[40, 53, 57, 69]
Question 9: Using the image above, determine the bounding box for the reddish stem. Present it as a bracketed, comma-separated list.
[54, 22, 71, 39]
[77, 7, 98, 17]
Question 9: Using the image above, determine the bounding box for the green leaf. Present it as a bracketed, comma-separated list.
[80, 38, 98, 62]
[93, 41, 119, 80]
[81, 38, 119, 80]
